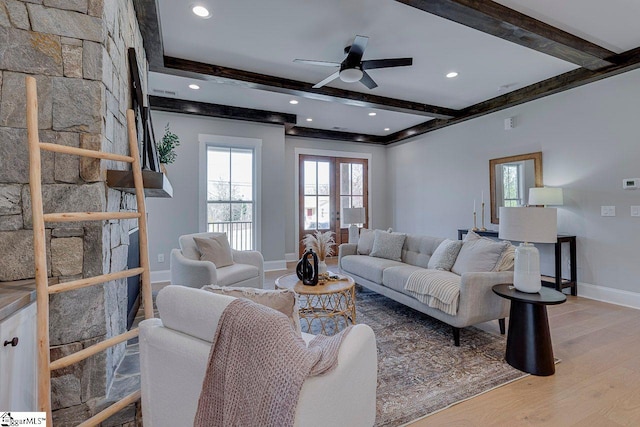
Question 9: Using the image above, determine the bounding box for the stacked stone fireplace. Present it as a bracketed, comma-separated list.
[0, 1, 147, 424]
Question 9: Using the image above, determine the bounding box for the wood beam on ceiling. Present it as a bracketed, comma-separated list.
[386, 46, 640, 144]
[158, 56, 459, 119]
[395, 0, 616, 70]
[285, 126, 387, 145]
[132, 0, 164, 69]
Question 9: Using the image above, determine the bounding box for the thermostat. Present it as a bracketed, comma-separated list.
[623, 178, 639, 189]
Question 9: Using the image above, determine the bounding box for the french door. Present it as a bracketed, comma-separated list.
[299, 155, 368, 256]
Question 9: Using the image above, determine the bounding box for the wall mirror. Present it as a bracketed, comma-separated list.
[489, 152, 542, 224]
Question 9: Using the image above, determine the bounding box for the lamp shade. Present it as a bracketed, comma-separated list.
[342, 207, 365, 225]
[498, 207, 557, 243]
[528, 187, 563, 206]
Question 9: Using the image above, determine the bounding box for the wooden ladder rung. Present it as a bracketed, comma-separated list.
[43, 212, 141, 222]
[48, 268, 145, 294]
[49, 329, 139, 371]
[77, 389, 141, 427]
[39, 142, 135, 163]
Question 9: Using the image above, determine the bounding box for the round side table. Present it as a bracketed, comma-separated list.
[492, 284, 566, 376]
[275, 272, 356, 335]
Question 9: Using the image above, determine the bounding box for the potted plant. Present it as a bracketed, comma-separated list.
[157, 123, 180, 173]
[302, 231, 335, 275]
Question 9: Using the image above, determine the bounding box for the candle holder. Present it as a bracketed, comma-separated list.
[472, 211, 478, 231]
[480, 202, 487, 231]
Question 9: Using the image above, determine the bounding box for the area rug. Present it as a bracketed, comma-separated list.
[301, 286, 527, 427]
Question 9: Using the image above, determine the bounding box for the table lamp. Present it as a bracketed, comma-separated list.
[499, 207, 557, 293]
[528, 187, 563, 207]
[342, 207, 365, 243]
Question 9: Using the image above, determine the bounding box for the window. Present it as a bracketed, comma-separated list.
[206, 146, 255, 250]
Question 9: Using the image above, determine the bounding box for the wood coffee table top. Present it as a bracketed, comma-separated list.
[275, 272, 354, 295]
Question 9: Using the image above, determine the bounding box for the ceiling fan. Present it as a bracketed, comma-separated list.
[294, 35, 413, 89]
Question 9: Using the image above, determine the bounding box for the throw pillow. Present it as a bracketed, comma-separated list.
[194, 233, 234, 268]
[427, 239, 463, 271]
[451, 231, 509, 275]
[357, 228, 375, 255]
[202, 285, 302, 336]
[370, 230, 406, 261]
[495, 242, 516, 271]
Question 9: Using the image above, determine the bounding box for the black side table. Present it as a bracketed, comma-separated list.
[492, 284, 566, 376]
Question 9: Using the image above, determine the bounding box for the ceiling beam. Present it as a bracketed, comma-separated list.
[149, 96, 297, 126]
[285, 126, 387, 145]
[132, 0, 164, 69]
[158, 56, 459, 119]
[386, 46, 640, 144]
[395, 0, 616, 70]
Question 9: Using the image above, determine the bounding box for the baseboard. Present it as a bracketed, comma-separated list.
[285, 253, 297, 262]
[150, 269, 170, 284]
[578, 282, 640, 310]
[264, 260, 287, 272]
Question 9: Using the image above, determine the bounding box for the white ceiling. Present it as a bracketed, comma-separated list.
[149, 0, 640, 136]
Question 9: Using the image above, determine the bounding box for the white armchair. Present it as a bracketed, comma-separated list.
[140, 286, 378, 427]
[170, 232, 264, 288]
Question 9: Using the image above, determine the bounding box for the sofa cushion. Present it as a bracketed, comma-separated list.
[401, 235, 444, 268]
[370, 230, 406, 261]
[382, 265, 426, 293]
[202, 285, 301, 336]
[340, 255, 405, 284]
[451, 231, 509, 275]
[357, 228, 375, 255]
[216, 263, 260, 287]
[194, 233, 234, 268]
[427, 239, 463, 271]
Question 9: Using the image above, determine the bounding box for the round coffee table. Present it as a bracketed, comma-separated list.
[493, 284, 566, 376]
[275, 272, 356, 335]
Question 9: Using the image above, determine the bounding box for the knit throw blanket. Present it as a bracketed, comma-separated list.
[404, 269, 461, 316]
[194, 298, 352, 427]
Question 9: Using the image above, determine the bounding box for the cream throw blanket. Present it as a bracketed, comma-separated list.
[404, 270, 461, 315]
[194, 298, 352, 427]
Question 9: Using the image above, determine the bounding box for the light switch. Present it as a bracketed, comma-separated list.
[632, 206, 640, 217]
[601, 206, 616, 217]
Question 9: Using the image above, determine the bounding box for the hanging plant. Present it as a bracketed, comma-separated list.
[157, 123, 180, 164]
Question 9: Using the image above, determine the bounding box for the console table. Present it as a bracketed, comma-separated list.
[458, 229, 577, 296]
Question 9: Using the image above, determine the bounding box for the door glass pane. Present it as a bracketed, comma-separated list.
[352, 196, 364, 208]
[318, 162, 330, 195]
[340, 163, 351, 195]
[340, 196, 351, 228]
[304, 196, 317, 230]
[352, 164, 363, 196]
[304, 161, 316, 195]
[317, 196, 330, 229]
[230, 149, 253, 201]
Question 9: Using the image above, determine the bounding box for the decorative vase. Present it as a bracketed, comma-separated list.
[318, 260, 327, 275]
[160, 163, 168, 175]
[296, 249, 318, 286]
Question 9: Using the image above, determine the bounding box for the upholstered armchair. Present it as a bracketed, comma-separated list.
[140, 286, 378, 427]
[170, 232, 264, 288]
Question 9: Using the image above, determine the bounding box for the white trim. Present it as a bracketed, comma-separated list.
[285, 252, 297, 262]
[578, 282, 640, 310]
[264, 260, 287, 272]
[293, 147, 373, 258]
[150, 269, 171, 284]
[198, 134, 262, 252]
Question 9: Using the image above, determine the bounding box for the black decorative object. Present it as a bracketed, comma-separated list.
[296, 249, 319, 286]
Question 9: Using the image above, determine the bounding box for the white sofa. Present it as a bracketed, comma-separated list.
[170, 232, 264, 288]
[339, 232, 513, 346]
[140, 286, 378, 427]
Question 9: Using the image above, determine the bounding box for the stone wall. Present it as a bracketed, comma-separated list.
[0, 0, 147, 425]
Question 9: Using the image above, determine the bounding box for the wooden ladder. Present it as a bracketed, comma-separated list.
[26, 76, 154, 426]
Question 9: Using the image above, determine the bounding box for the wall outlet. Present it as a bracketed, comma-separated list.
[157, 253, 165, 263]
[632, 206, 640, 217]
[601, 206, 616, 217]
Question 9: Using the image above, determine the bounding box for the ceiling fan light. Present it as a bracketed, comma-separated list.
[339, 68, 363, 83]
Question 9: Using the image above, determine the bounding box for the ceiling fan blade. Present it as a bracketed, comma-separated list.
[294, 59, 341, 67]
[312, 71, 340, 89]
[361, 58, 413, 70]
[345, 35, 369, 64]
[360, 71, 378, 89]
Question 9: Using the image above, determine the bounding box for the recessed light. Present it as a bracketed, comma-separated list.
[368, 112, 377, 116]
[384, 128, 390, 131]
[306, 118, 313, 122]
[188, 84, 200, 90]
[289, 100, 299, 105]
[446, 72, 459, 78]
[192, 5, 211, 18]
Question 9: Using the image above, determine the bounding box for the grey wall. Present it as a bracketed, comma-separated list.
[386, 69, 640, 295]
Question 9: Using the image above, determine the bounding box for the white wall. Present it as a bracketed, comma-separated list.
[147, 111, 286, 271]
[387, 69, 640, 300]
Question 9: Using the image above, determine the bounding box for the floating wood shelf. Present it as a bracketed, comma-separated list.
[106, 169, 173, 198]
